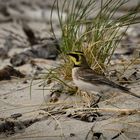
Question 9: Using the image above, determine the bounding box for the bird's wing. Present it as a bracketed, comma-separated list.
[78, 68, 130, 92]
[77, 68, 140, 98]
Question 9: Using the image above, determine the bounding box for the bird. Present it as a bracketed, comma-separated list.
[67, 51, 140, 100]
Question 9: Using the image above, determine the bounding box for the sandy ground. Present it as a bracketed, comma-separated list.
[0, 67, 140, 140]
[0, 0, 140, 140]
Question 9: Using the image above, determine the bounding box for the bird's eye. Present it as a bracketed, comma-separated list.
[70, 54, 79, 62]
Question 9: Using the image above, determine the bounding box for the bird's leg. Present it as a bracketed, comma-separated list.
[90, 94, 102, 108]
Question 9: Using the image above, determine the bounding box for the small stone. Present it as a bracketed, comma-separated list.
[70, 133, 75, 137]
[22, 80, 28, 84]
[11, 113, 22, 119]
[3, 96, 7, 99]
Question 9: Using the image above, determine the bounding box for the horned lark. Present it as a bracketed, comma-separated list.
[67, 51, 140, 99]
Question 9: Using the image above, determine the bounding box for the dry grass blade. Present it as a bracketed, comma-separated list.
[68, 107, 140, 115]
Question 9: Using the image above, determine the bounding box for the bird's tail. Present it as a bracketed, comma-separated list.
[125, 90, 140, 99]
[116, 84, 140, 99]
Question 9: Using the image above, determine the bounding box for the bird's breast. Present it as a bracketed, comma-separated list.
[72, 68, 100, 92]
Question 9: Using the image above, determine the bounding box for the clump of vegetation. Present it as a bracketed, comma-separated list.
[50, 0, 140, 79]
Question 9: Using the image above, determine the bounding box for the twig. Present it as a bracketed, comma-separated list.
[68, 108, 140, 115]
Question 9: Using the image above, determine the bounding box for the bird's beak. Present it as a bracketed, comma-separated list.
[66, 53, 71, 56]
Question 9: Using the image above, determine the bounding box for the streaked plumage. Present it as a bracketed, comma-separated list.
[67, 51, 140, 99]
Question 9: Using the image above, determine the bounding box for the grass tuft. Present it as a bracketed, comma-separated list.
[50, 0, 140, 79]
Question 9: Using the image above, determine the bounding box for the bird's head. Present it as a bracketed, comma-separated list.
[67, 51, 89, 67]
